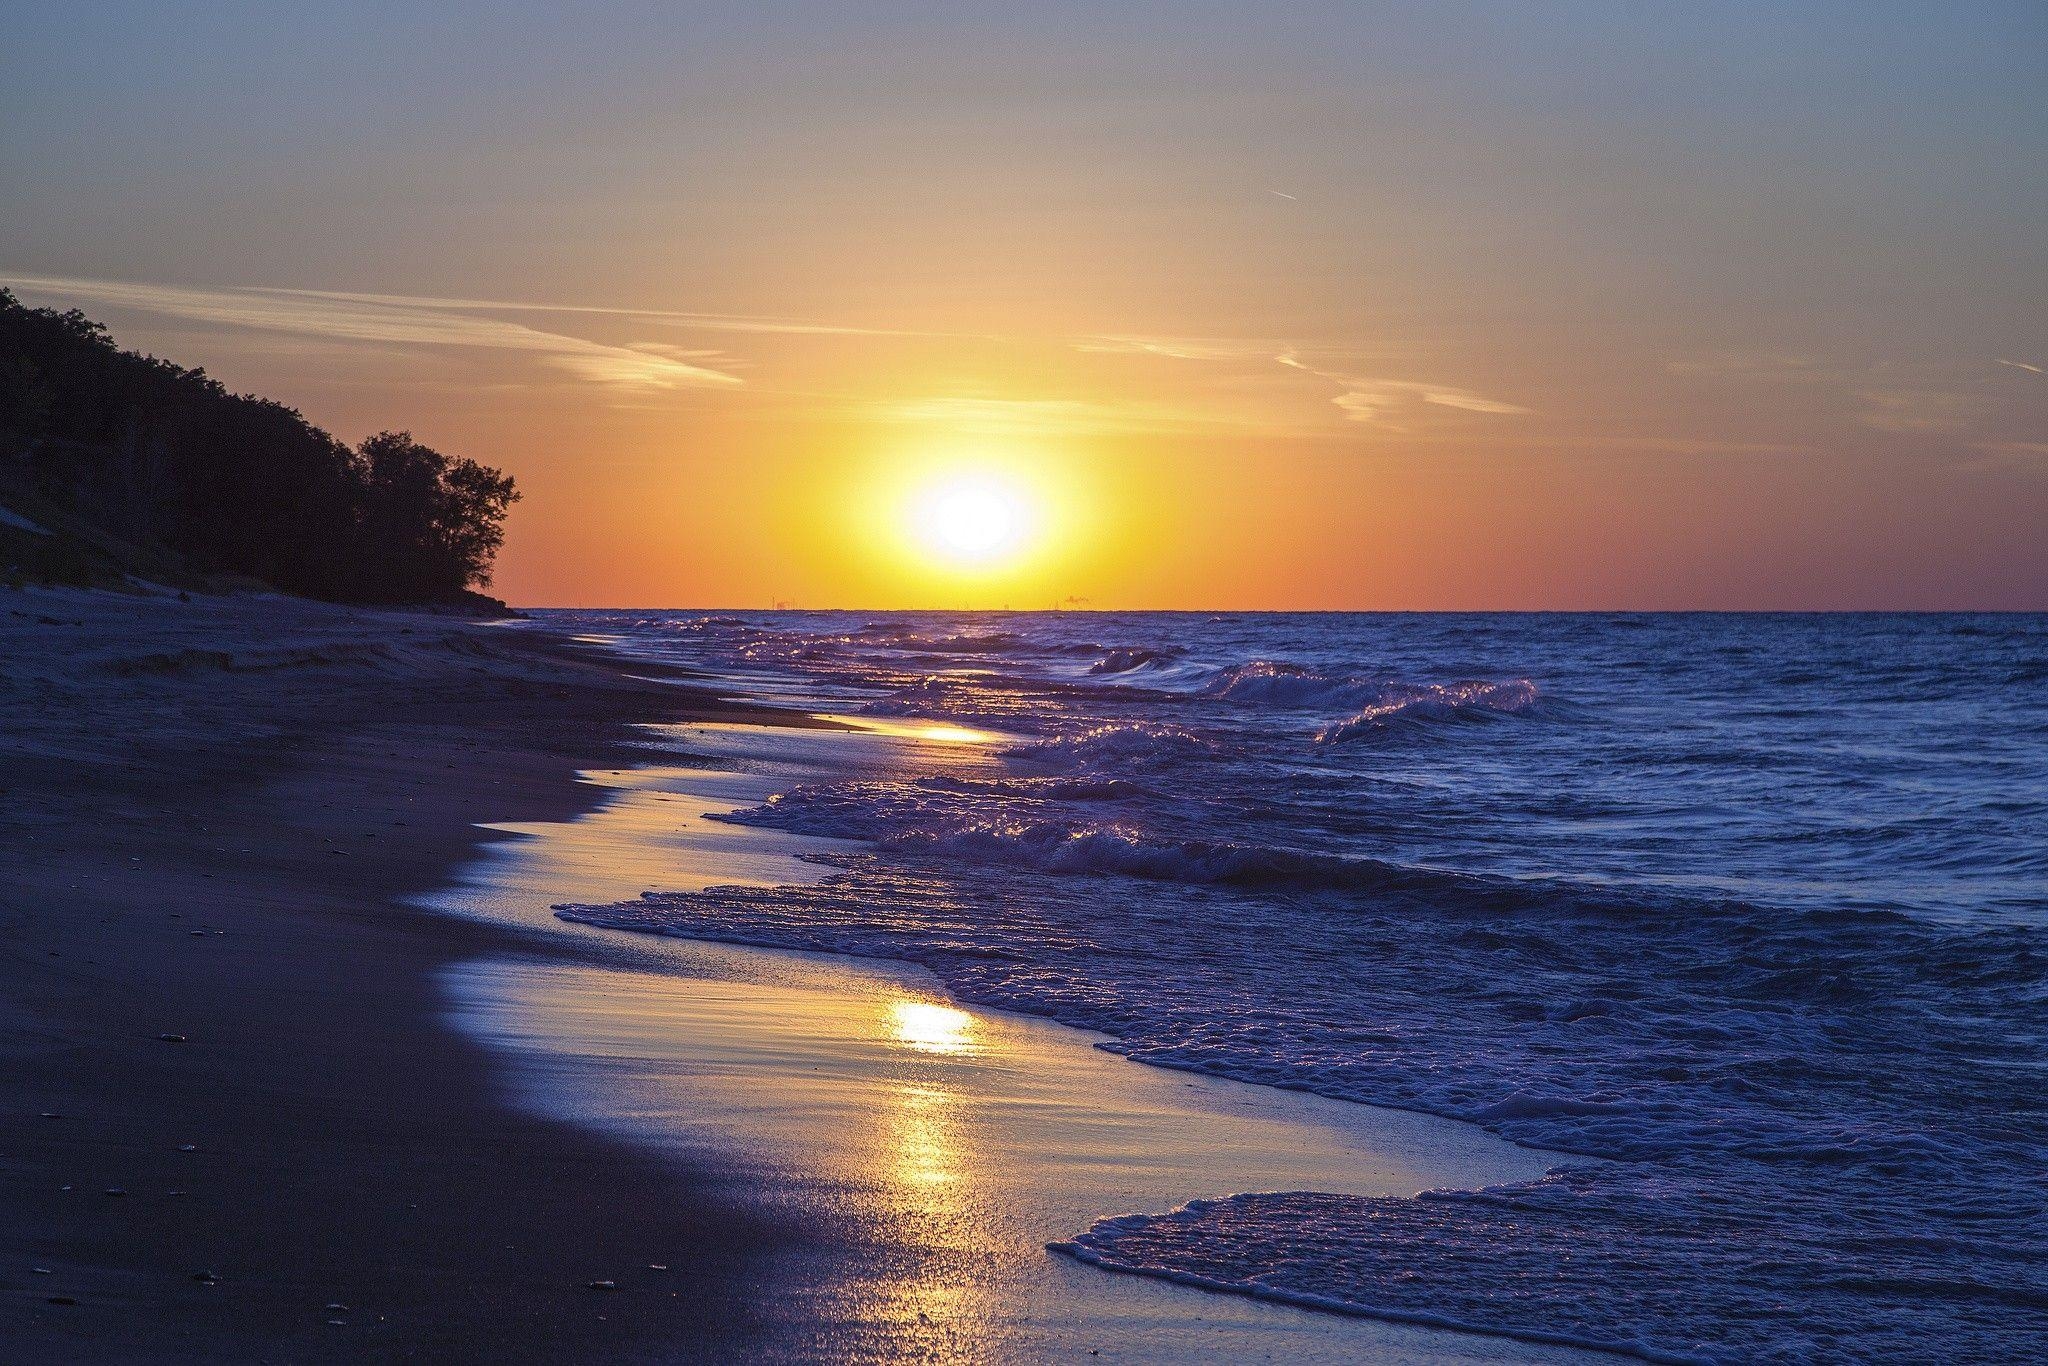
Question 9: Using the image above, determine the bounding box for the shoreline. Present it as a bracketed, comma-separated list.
[4, 590, 1581, 1362]
[422, 668, 1582, 1362]
[0, 591, 782, 1360]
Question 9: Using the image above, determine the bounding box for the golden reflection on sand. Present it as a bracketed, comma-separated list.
[885, 999, 979, 1055]
[450, 948, 1569, 1363]
[888, 1083, 961, 1188]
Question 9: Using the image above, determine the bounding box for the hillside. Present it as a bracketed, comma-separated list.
[0, 290, 515, 605]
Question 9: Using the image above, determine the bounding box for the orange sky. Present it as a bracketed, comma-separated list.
[4, 5, 2044, 608]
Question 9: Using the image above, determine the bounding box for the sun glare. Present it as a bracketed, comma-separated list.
[908, 475, 1032, 567]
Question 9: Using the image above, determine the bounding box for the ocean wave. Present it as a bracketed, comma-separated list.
[845, 625, 1035, 655]
[1050, 1165, 2047, 1364]
[1088, 646, 1179, 674]
[708, 773, 1155, 845]
[543, 607, 2048, 1362]
[716, 782, 1411, 890]
[880, 820, 1424, 889]
[1316, 678, 1542, 743]
[1182, 660, 1546, 740]
[1001, 721, 1215, 771]
[1197, 659, 1378, 707]
[554, 844, 2046, 1362]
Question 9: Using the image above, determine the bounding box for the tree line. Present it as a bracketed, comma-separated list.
[0, 288, 516, 603]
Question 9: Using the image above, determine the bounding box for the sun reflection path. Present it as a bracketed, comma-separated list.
[824, 715, 998, 747]
[890, 1084, 960, 1188]
[885, 999, 979, 1056]
[909, 723, 994, 746]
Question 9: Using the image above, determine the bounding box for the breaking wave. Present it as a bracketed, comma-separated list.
[1001, 721, 1215, 771]
[1316, 678, 1542, 743]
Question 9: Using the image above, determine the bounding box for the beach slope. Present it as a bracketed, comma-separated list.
[0, 591, 775, 1361]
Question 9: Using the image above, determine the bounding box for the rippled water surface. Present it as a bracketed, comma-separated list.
[543, 610, 2048, 1363]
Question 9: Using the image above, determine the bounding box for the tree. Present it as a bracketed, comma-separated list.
[351, 431, 519, 601]
[0, 290, 518, 602]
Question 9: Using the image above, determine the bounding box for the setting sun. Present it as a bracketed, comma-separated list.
[907, 473, 1034, 568]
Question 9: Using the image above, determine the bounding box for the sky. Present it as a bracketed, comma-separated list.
[3, 1, 2044, 609]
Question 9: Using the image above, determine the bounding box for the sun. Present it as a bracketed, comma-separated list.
[908, 474, 1033, 567]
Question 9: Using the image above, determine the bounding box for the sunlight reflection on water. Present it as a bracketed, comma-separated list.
[886, 999, 978, 1056]
[431, 737, 1581, 1363]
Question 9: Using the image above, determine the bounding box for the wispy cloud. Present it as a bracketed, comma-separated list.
[1072, 333, 1291, 362]
[267, 286, 952, 339]
[882, 394, 1251, 436]
[1966, 441, 2048, 475]
[1330, 381, 1529, 423]
[1856, 387, 1978, 434]
[1277, 351, 1528, 426]
[1668, 349, 2042, 441]
[1664, 351, 1830, 381]
[1523, 436, 1814, 457]
[0, 273, 749, 390]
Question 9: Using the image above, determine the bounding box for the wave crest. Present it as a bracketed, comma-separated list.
[882, 819, 1412, 889]
[1003, 722, 1214, 771]
[1317, 679, 1541, 743]
[1089, 647, 1178, 675]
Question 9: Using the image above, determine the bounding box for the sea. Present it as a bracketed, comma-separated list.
[538, 610, 2047, 1364]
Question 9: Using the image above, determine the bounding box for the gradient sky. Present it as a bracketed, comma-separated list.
[4, 1, 2044, 608]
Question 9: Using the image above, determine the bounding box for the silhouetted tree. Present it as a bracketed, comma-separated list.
[349, 431, 519, 601]
[0, 289, 517, 602]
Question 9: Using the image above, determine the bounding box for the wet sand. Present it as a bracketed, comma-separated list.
[425, 713, 1588, 1362]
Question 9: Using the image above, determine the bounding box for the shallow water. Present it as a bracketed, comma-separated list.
[537, 610, 2048, 1363]
[430, 755, 1582, 1362]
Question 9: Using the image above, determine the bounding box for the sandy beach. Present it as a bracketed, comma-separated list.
[0, 590, 787, 1360]
[3, 590, 1578, 1363]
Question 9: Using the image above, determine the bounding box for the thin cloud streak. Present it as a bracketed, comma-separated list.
[883, 394, 1259, 436]
[1278, 350, 1529, 425]
[1, 273, 744, 390]
[1073, 334, 1293, 362]
[1855, 387, 1978, 435]
[269, 286, 962, 339]
[1664, 352, 1830, 380]
[1964, 442, 2048, 475]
